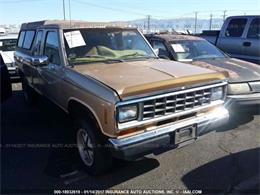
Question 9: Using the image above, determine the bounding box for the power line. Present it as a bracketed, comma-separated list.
[0, 0, 48, 3]
[72, 0, 146, 17]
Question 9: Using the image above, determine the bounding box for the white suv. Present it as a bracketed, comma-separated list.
[0, 33, 19, 80]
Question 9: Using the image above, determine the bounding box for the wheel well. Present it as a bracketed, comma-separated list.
[68, 100, 105, 138]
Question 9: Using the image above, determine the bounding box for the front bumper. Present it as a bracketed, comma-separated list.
[109, 106, 229, 160]
[226, 93, 260, 107]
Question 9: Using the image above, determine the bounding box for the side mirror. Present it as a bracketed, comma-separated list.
[32, 56, 49, 67]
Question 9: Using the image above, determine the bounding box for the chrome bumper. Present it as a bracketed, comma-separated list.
[226, 93, 260, 107]
[109, 106, 229, 159]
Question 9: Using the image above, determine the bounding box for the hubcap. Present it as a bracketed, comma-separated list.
[77, 128, 94, 166]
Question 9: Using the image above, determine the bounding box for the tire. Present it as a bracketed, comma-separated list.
[74, 119, 113, 175]
[21, 77, 38, 105]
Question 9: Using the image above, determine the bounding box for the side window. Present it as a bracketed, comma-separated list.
[23, 31, 35, 49]
[247, 18, 260, 38]
[225, 18, 247, 37]
[33, 30, 43, 55]
[17, 31, 25, 47]
[44, 31, 61, 65]
[152, 40, 169, 57]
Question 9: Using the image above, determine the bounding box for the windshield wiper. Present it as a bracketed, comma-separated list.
[120, 53, 157, 60]
[85, 55, 124, 62]
[69, 56, 124, 65]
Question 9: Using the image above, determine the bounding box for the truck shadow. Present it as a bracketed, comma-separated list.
[1, 89, 160, 192]
[182, 147, 260, 194]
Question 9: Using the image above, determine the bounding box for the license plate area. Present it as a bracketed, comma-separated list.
[175, 124, 197, 145]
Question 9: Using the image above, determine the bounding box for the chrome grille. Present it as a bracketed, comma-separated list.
[142, 88, 212, 120]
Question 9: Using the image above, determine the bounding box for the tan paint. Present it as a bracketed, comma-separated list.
[73, 59, 225, 98]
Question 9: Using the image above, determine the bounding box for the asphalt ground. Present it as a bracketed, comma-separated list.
[1, 83, 260, 194]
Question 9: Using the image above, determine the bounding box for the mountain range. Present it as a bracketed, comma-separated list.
[125, 17, 224, 33]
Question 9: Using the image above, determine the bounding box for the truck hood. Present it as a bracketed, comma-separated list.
[191, 58, 260, 83]
[73, 59, 226, 98]
[0, 51, 14, 64]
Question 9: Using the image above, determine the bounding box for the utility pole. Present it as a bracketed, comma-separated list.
[68, 0, 72, 26]
[209, 14, 213, 30]
[63, 0, 66, 20]
[223, 10, 227, 22]
[147, 15, 151, 31]
[194, 12, 198, 34]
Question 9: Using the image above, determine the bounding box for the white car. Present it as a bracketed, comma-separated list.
[0, 33, 19, 79]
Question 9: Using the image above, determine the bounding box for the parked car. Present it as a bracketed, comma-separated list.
[198, 15, 260, 64]
[15, 20, 229, 174]
[0, 53, 12, 102]
[0, 33, 19, 80]
[145, 33, 260, 108]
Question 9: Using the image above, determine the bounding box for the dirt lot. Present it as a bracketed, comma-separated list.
[1, 83, 260, 194]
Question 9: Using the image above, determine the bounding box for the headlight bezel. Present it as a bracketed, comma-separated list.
[227, 83, 251, 95]
[211, 86, 224, 101]
[117, 104, 138, 123]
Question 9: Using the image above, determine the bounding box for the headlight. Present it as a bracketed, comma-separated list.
[211, 87, 224, 101]
[228, 83, 251, 95]
[118, 104, 138, 123]
[5, 63, 12, 67]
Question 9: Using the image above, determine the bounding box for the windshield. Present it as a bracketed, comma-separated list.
[0, 39, 17, 51]
[171, 40, 226, 61]
[63, 28, 156, 64]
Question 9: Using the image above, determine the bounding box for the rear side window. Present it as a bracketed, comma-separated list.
[247, 18, 260, 38]
[225, 18, 247, 37]
[17, 31, 25, 47]
[44, 31, 60, 65]
[23, 31, 35, 49]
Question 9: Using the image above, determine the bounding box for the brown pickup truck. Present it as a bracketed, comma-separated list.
[15, 20, 229, 175]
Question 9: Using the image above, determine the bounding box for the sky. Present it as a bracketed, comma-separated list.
[1, 0, 260, 24]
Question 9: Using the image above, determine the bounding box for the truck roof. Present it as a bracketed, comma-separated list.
[225, 15, 260, 19]
[20, 20, 135, 30]
[145, 33, 203, 42]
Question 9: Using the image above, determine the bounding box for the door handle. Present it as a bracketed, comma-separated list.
[243, 42, 251, 47]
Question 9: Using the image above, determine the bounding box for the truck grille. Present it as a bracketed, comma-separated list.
[142, 88, 212, 120]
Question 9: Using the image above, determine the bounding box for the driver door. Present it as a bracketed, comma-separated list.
[37, 30, 64, 103]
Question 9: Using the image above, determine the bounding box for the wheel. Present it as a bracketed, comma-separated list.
[75, 120, 112, 175]
[21, 77, 37, 105]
